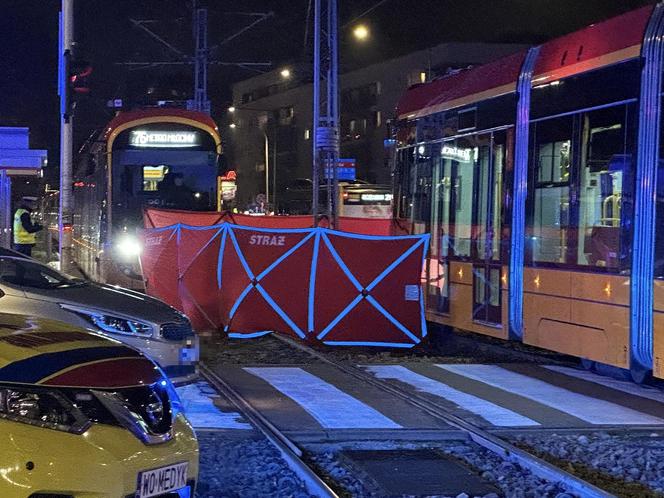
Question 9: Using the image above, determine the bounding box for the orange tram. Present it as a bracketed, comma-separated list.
[393, 5, 664, 382]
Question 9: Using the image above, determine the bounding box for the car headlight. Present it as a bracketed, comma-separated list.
[60, 304, 154, 337]
[0, 384, 90, 434]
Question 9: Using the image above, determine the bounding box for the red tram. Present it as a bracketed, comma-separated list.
[394, 5, 664, 381]
[68, 108, 223, 288]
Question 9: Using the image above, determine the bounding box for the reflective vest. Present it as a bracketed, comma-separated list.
[13, 208, 36, 245]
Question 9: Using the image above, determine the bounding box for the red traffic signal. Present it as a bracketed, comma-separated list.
[69, 61, 92, 94]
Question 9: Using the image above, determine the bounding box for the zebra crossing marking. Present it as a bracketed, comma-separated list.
[437, 364, 664, 426]
[366, 365, 540, 427]
[244, 366, 402, 429]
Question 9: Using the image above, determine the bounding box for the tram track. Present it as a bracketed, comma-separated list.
[199, 363, 341, 498]
[272, 333, 616, 498]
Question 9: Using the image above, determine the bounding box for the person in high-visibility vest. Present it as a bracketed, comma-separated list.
[13, 196, 43, 257]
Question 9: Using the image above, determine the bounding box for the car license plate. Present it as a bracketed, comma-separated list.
[136, 462, 188, 498]
[180, 347, 199, 363]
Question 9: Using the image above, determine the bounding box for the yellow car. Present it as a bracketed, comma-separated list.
[0, 313, 199, 498]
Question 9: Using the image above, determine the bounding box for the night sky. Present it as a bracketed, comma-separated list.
[0, 0, 654, 186]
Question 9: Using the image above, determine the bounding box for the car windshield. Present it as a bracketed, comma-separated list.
[0, 257, 85, 289]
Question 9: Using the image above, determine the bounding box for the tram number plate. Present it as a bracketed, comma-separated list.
[137, 461, 188, 498]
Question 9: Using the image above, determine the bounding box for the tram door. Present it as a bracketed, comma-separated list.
[471, 132, 504, 325]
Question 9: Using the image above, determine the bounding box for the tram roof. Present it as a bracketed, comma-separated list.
[397, 4, 654, 121]
[104, 108, 219, 141]
[532, 4, 652, 84]
[396, 50, 526, 120]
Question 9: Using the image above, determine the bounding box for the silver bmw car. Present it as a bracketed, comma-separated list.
[0, 247, 199, 384]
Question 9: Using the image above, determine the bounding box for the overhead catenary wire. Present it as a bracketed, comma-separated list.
[341, 0, 391, 28]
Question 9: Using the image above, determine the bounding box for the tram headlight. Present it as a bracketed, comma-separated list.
[115, 234, 142, 258]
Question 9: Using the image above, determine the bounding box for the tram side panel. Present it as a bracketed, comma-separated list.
[652, 161, 664, 378]
[523, 268, 630, 368]
[651, 281, 664, 378]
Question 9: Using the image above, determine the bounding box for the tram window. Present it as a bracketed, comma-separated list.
[413, 145, 433, 230]
[450, 137, 478, 257]
[530, 116, 572, 264]
[458, 108, 477, 131]
[577, 106, 629, 269]
[396, 148, 415, 220]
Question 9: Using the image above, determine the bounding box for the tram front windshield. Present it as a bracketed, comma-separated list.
[113, 159, 217, 228]
[111, 125, 219, 231]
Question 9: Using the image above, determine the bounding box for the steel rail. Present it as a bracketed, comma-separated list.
[199, 363, 340, 498]
[273, 333, 615, 498]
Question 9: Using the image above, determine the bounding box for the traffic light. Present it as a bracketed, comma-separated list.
[69, 60, 92, 95]
[63, 53, 92, 118]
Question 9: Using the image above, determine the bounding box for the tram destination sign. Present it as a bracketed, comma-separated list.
[130, 130, 200, 148]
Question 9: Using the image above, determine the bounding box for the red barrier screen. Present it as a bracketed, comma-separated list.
[143, 208, 407, 236]
[140, 223, 429, 347]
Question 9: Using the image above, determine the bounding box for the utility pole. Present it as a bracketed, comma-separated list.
[264, 131, 270, 213]
[192, 5, 210, 113]
[58, 0, 74, 274]
[312, 0, 339, 227]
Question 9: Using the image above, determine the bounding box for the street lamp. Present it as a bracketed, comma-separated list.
[280, 68, 291, 79]
[229, 122, 237, 129]
[228, 106, 236, 113]
[353, 24, 369, 41]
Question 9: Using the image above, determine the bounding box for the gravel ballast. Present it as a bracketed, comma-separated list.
[511, 431, 664, 498]
[196, 431, 311, 498]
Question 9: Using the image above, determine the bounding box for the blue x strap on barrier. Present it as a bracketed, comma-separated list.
[315, 230, 428, 345]
[222, 226, 314, 338]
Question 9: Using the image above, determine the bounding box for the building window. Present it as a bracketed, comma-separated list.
[304, 129, 311, 140]
[407, 71, 425, 87]
[420, 72, 427, 84]
[374, 111, 382, 127]
[278, 107, 294, 125]
[349, 119, 357, 133]
[257, 113, 269, 128]
[369, 81, 381, 97]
